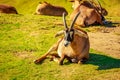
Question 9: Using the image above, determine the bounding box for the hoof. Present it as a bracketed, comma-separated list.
[59, 61, 63, 65]
[78, 61, 83, 64]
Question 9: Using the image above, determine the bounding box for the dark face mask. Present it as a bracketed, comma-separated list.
[64, 29, 74, 47]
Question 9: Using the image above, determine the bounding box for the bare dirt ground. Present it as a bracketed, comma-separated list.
[88, 26, 120, 59]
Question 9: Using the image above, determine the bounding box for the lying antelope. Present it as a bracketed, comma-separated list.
[0, 4, 18, 14]
[34, 1, 68, 16]
[34, 12, 90, 65]
[88, 0, 108, 16]
[69, 0, 108, 27]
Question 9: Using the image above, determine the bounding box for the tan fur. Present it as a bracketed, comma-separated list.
[95, 6, 108, 16]
[58, 31, 89, 60]
[70, 0, 107, 27]
[35, 2, 68, 16]
[70, 0, 108, 16]
[34, 28, 90, 65]
[0, 4, 18, 14]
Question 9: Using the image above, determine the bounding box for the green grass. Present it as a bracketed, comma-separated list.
[0, 0, 120, 16]
[0, 0, 120, 79]
[99, 0, 120, 17]
[0, 0, 72, 15]
[0, 14, 120, 80]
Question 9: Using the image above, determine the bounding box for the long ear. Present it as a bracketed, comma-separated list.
[70, 11, 80, 29]
[55, 30, 64, 37]
[63, 12, 68, 29]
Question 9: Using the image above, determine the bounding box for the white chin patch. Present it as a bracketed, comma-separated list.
[64, 41, 70, 46]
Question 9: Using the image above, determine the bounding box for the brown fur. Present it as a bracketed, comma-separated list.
[35, 2, 68, 16]
[70, 0, 107, 27]
[34, 28, 90, 65]
[0, 4, 18, 14]
[87, 0, 108, 16]
[95, 6, 108, 16]
[70, 0, 108, 16]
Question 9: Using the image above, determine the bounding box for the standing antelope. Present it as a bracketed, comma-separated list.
[34, 12, 90, 65]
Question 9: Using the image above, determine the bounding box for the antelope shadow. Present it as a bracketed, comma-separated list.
[86, 53, 120, 70]
[104, 21, 120, 27]
[35, 52, 120, 70]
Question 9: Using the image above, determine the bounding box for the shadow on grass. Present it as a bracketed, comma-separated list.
[86, 53, 120, 70]
[104, 21, 120, 27]
[34, 53, 120, 70]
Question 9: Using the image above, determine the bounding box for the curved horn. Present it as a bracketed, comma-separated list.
[70, 11, 80, 29]
[63, 12, 68, 29]
[96, 0, 102, 13]
[88, 0, 97, 7]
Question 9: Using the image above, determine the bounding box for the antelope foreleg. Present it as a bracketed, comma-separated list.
[51, 54, 66, 65]
[34, 44, 57, 64]
[34, 38, 62, 64]
[59, 55, 66, 65]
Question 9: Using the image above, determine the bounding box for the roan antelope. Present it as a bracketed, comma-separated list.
[0, 4, 18, 14]
[34, 1, 68, 16]
[34, 12, 90, 65]
[69, 0, 108, 27]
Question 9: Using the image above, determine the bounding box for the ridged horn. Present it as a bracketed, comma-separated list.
[63, 12, 68, 29]
[96, 0, 102, 13]
[70, 11, 80, 29]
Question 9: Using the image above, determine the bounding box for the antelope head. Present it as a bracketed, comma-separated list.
[94, 0, 108, 16]
[55, 12, 88, 47]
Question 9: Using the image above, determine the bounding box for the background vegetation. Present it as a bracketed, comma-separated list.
[0, 0, 120, 16]
[0, 0, 120, 80]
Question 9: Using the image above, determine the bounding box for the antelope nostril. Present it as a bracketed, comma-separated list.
[64, 41, 70, 47]
[64, 43, 68, 47]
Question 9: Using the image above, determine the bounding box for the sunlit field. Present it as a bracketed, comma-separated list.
[0, 0, 120, 80]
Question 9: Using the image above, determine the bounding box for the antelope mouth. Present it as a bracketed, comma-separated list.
[64, 41, 70, 47]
